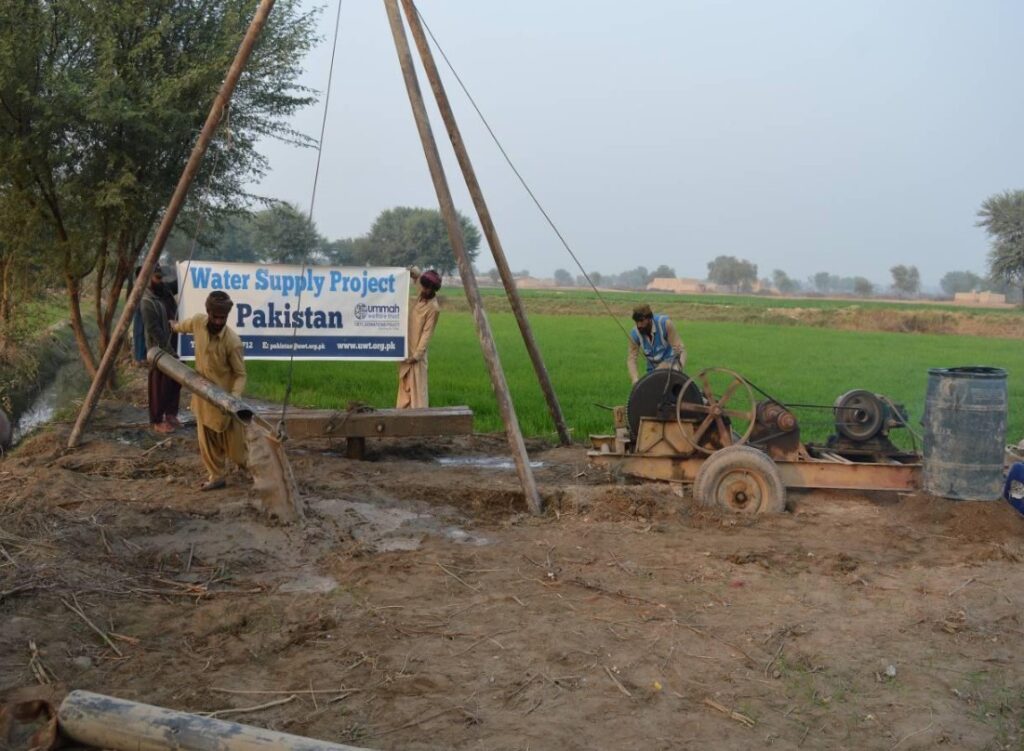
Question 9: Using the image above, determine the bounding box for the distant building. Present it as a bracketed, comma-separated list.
[515, 276, 555, 289]
[646, 277, 711, 293]
[953, 291, 1009, 307]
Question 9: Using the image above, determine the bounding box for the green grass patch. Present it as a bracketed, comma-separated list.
[246, 311, 1024, 444]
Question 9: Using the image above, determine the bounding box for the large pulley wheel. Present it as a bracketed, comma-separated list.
[833, 389, 884, 442]
[693, 446, 786, 514]
[676, 367, 757, 455]
[626, 369, 704, 442]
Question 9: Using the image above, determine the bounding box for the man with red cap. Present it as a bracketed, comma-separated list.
[172, 291, 248, 490]
[397, 268, 442, 409]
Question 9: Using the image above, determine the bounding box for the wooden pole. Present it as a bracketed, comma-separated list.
[58, 691, 372, 751]
[67, 0, 277, 449]
[382, 0, 544, 515]
[399, 0, 571, 446]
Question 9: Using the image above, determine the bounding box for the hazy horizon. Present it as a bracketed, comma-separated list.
[249, 1, 1024, 289]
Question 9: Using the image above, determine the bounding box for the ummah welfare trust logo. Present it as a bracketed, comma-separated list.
[354, 302, 402, 322]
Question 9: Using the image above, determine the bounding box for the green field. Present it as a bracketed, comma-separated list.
[471, 286, 1024, 317]
[246, 310, 1024, 445]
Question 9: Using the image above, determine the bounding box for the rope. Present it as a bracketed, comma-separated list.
[277, 0, 345, 439]
[409, 2, 645, 355]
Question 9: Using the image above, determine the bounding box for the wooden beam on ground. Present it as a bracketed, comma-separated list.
[58, 690, 373, 751]
[399, 0, 571, 446]
[382, 0, 544, 515]
[269, 406, 474, 441]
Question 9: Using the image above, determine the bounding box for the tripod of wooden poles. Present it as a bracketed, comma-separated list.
[68, 0, 569, 516]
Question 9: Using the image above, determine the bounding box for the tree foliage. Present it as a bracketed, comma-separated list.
[772, 269, 799, 294]
[707, 255, 757, 291]
[341, 207, 480, 275]
[650, 264, 675, 279]
[0, 0, 318, 373]
[889, 265, 920, 296]
[939, 270, 983, 297]
[978, 190, 1024, 303]
[853, 277, 874, 297]
[553, 268, 574, 286]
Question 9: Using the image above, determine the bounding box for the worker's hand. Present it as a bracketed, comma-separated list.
[407, 266, 421, 282]
[403, 356, 418, 365]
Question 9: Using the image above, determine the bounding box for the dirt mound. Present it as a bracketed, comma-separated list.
[895, 492, 1024, 543]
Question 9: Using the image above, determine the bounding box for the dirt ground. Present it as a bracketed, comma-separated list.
[3, 393, 1024, 750]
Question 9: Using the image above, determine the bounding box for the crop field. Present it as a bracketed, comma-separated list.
[247, 310, 1024, 445]
[476, 286, 1024, 316]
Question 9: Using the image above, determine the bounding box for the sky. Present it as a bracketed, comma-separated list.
[250, 0, 1024, 288]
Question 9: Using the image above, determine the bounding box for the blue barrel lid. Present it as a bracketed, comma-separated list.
[928, 366, 1006, 379]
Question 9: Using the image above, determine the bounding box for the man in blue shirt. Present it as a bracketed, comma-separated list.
[627, 304, 686, 384]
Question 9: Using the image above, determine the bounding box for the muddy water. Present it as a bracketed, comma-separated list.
[10, 360, 89, 445]
[132, 495, 491, 594]
[436, 456, 544, 470]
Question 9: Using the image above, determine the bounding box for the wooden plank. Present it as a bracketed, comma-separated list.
[270, 406, 474, 440]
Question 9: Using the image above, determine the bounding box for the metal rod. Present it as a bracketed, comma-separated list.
[400, 0, 571, 447]
[67, 0, 276, 449]
[147, 348, 254, 423]
[383, 0, 544, 516]
[58, 690, 372, 751]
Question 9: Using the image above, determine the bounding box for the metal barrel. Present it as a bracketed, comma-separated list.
[922, 366, 1008, 500]
[147, 348, 253, 423]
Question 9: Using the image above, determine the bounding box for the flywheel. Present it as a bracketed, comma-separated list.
[626, 369, 704, 442]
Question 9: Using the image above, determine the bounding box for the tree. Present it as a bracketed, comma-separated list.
[940, 270, 983, 297]
[0, 0, 318, 374]
[321, 237, 361, 266]
[348, 207, 480, 275]
[890, 265, 920, 296]
[772, 269, 798, 294]
[612, 266, 650, 289]
[0, 187, 54, 350]
[650, 264, 675, 280]
[707, 255, 757, 292]
[978, 190, 1024, 303]
[553, 268, 574, 286]
[251, 203, 323, 265]
[853, 277, 874, 297]
[812, 271, 832, 294]
[589, 271, 603, 286]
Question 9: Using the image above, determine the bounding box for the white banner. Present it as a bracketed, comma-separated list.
[176, 261, 410, 361]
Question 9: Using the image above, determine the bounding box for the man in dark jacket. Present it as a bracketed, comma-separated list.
[141, 264, 181, 433]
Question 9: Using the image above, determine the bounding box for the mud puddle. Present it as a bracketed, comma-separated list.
[131, 493, 490, 593]
[436, 455, 544, 470]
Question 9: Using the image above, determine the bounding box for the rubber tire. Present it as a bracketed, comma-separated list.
[693, 445, 786, 514]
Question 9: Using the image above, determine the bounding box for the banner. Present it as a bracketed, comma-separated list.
[175, 261, 409, 361]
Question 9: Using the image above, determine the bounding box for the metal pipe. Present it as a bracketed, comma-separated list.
[400, 0, 571, 446]
[147, 348, 254, 423]
[383, 0, 544, 516]
[67, 0, 277, 449]
[58, 690, 372, 751]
